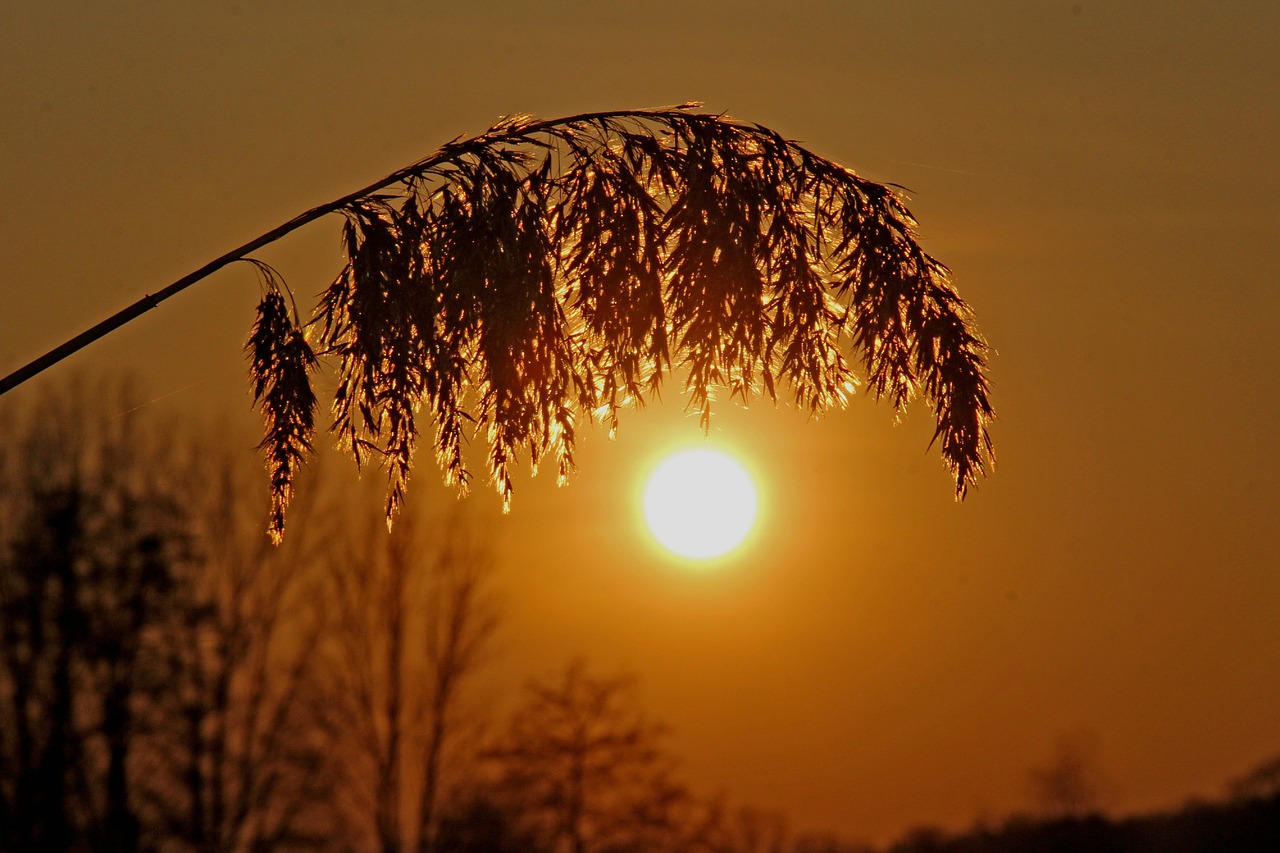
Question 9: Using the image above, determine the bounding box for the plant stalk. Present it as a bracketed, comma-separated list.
[0, 105, 703, 397]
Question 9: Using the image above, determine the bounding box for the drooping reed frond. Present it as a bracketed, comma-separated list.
[246, 263, 318, 543]
[244, 105, 993, 536]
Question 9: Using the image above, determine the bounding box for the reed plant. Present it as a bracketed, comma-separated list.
[2, 105, 995, 541]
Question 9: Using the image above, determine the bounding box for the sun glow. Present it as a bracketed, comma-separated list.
[642, 449, 758, 560]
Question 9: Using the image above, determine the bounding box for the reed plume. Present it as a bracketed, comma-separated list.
[0, 105, 994, 540]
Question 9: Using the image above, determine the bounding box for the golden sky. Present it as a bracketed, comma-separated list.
[2, 0, 1278, 844]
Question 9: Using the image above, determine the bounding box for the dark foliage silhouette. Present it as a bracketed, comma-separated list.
[434, 796, 550, 853]
[0, 105, 994, 541]
[882, 794, 1280, 853]
[1228, 753, 1280, 803]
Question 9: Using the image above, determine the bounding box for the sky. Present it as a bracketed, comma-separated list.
[2, 0, 1278, 845]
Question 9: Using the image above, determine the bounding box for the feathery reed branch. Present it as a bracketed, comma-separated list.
[245, 261, 317, 544]
[0, 105, 994, 540]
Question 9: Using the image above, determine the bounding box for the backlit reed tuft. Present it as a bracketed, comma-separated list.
[246, 106, 995, 540]
[246, 262, 318, 544]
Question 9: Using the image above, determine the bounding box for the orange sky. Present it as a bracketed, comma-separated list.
[2, 1, 1278, 845]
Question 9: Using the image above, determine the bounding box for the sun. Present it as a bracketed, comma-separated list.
[642, 449, 759, 560]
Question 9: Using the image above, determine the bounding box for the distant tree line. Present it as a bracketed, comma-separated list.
[1, 382, 1275, 852]
[885, 791, 1280, 853]
[0, 384, 871, 853]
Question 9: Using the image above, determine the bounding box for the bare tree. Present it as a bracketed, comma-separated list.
[134, 446, 339, 853]
[0, 382, 348, 853]
[1026, 730, 1108, 818]
[484, 660, 701, 853]
[416, 517, 499, 853]
[322, 503, 499, 853]
[0, 106, 994, 540]
[0, 382, 194, 853]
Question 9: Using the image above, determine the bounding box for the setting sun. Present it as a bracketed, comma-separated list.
[642, 449, 758, 560]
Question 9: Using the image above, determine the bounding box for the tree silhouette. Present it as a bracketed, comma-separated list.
[0, 105, 994, 539]
[139, 447, 338, 853]
[0, 382, 194, 853]
[1025, 731, 1107, 819]
[320, 504, 499, 853]
[482, 661, 682, 853]
[0, 383, 343, 852]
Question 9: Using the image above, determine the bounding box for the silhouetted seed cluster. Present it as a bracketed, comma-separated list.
[247, 106, 995, 541]
[246, 263, 317, 544]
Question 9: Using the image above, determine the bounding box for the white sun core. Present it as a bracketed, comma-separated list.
[642, 449, 758, 560]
